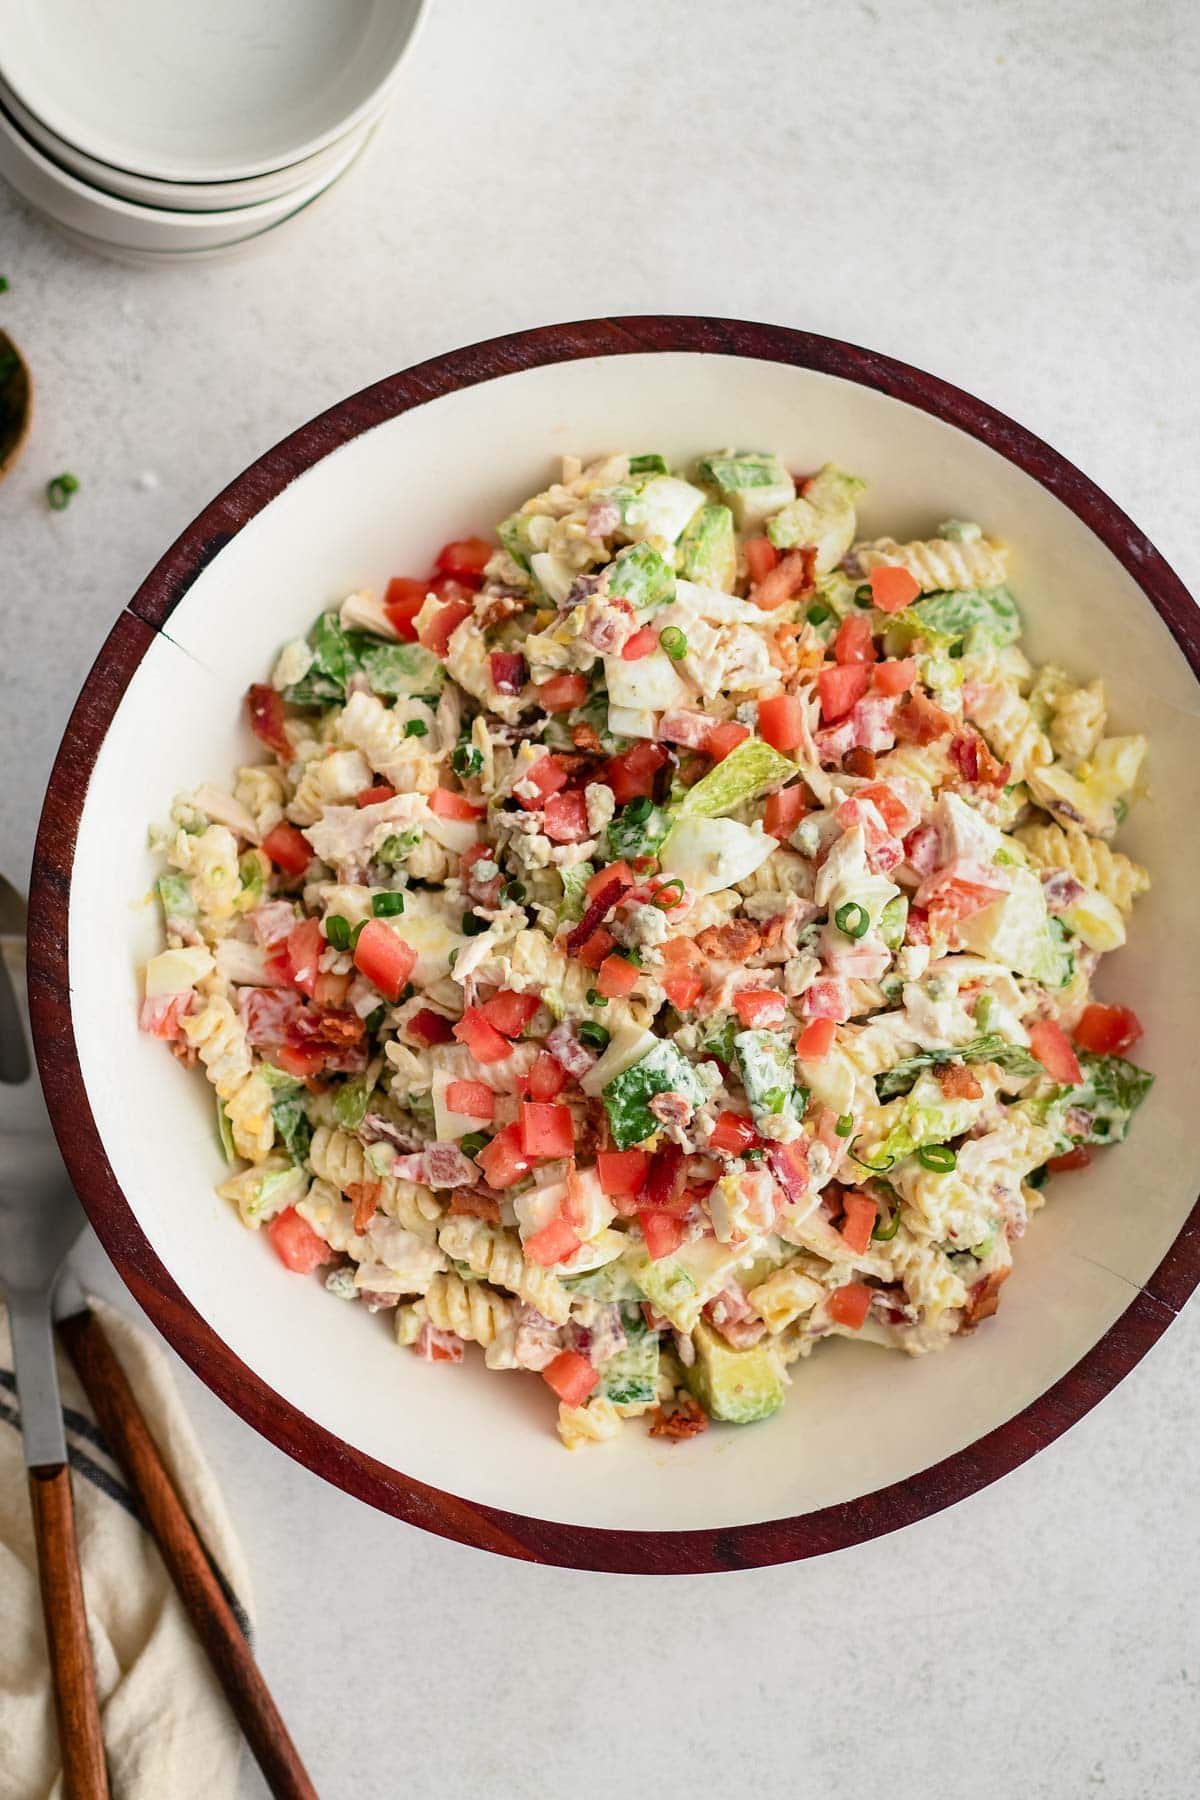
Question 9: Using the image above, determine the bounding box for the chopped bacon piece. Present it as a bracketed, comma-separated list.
[766, 1140, 810, 1206]
[246, 683, 292, 759]
[490, 651, 527, 695]
[949, 728, 1010, 787]
[449, 1190, 503, 1223]
[894, 690, 955, 745]
[649, 1394, 709, 1440]
[751, 546, 816, 611]
[565, 877, 626, 955]
[240, 986, 307, 1047]
[959, 1266, 1010, 1331]
[935, 1061, 984, 1101]
[346, 1181, 382, 1233]
[659, 708, 715, 749]
[694, 918, 761, 961]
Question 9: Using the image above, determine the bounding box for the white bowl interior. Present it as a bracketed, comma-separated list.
[0, 69, 383, 212]
[2, 0, 422, 182]
[69, 352, 1200, 1533]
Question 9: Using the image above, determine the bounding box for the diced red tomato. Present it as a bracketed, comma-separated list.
[597, 1149, 651, 1197]
[764, 784, 807, 839]
[543, 791, 590, 842]
[246, 683, 292, 759]
[575, 926, 616, 969]
[587, 861, 634, 901]
[1028, 1019, 1083, 1086]
[743, 536, 779, 585]
[418, 598, 473, 656]
[757, 694, 805, 754]
[408, 1008, 454, 1046]
[383, 576, 428, 641]
[706, 721, 751, 762]
[868, 565, 921, 612]
[622, 626, 660, 660]
[1047, 1146, 1093, 1173]
[414, 1322, 465, 1362]
[138, 993, 193, 1040]
[524, 1214, 582, 1267]
[261, 823, 312, 877]
[818, 664, 871, 723]
[353, 919, 417, 1002]
[520, 1101, 575, 1159]
[733, 989, 786, 1028]
[282, 917, 324, 996]
[434, 536, 493, 587]
[834, 614, 878, 665]
[538, 672, 588, 713]
[526, 1051, 568, 1102]
[1073, 1003, 1143, 1057]
[471, 1123, 530, 1190]
[873, 658, 917, 696]
[517, 755, 569, 810]
[796, 1017, 836, 1061]
[479, 989, 540, 1037]
[642, 1144, 688, 1214]
[426, 575, 474, 605]
[639, 1210, 687, 1261]
[856, 781, 919, 836]
[268, 1207, 333, 1273]
[356, 784, 397, 808]
[542, 1349, 599, 1406]
[489, 651, 526, 696]
[452, 1007, 513, 1064]
[662, 972, 703, 1011]
[275, 1043, 325, 1079]
[840, 1194, 878, 1255]
[430, 787, 484, 821]
[446, 1080, 494, 1120]
[708, 1111, 757, 1156]
[601, 741, 669, 804]
[828, 1282, 872, 1328]
[597, 954, 639, 999]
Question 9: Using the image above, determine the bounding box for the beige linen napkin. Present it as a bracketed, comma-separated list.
[0, 1296, 253, 1800]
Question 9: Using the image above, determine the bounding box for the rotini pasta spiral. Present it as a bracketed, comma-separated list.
[287, 749, 372, 826]
[1013, 820, 1149, 913]
[420, 1272, 517, 1347]
[1049, 679, 1106, 763]
[853, 533, 1009, 594]
[181, 998, 274, 1162]
[337, 690, 439, 792]
[966, 680, 1052, 780]
[234, 763, 287, 839]
[437, 1215, 573, 1325]
[308, 1126, 442, 1238]
[557, 1396, 623, 1450]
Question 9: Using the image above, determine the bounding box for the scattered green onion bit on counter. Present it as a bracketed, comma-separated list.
[660, 626, 687, 661]
[324, 914, 352, 950]
[806, 601, 831, 626]
[460, 1131, 491, 1158]
[461, 911, 489, 936]
[47, 472, 80, 511]
[835, 1113, 854, 1138]
[625, 796, 653, 824]
[916, 1144, 957, 1172]
[578, 1021, 610, 1051]
[403, 719, 428, 738]
[451, 743, 482, 777]
[586, 988, 608, 1008]
[834, 901, 870, 940]
[373, 892, 405, 917]
[651, 878, 685, 911]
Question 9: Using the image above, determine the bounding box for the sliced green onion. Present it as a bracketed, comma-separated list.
[461, 911, 489, 936]
[324, 914, 352, 951]
[916, 1143, 957, 1171]
[744, 1146, 764, 1164]
[854, 584, 874, 610]
[373, 892, 405, 917]
[404, 719, 428, 738]
[448, 948, 459, 970]
[452, 743, 482, 778]
[806, 601, 831, 626]
[651, 878, 685, 911]
[586, 988, 608, 1008]
[47, 472, 80, 511]
[348, 920, 367, 951]
[834, 901, 870, 940]
[578, 1021, 610, 1051]
[973, 994, 995, 1033]
[365, 1006, 385, 1032]
[835, 1113, 854, 1138]
[660, 626, 687, 661]
[850, 1137, 895, 1174]
[503, 880, 527, 904]
[871, 1190, 901, 1240]
[460, 1131, 491, 1158]
[762, 1087, 789, 1115]
[1027, 1163, 1049, 1189]
[0, 277, 9, 294]
[625, 796, 653, 824]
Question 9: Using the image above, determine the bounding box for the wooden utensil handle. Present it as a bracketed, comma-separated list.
[28, 1463, 110, 1799]
[57, 1308, 318, 1800]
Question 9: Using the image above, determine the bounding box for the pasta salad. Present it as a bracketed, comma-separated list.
[142, 448, 1154, 1449]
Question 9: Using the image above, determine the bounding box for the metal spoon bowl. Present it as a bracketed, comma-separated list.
[0, 329, 32, 479]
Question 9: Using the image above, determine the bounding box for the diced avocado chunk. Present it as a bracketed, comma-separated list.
[631, 1252, 699, 1332]
[157, 873, 196, 920]
[562, 1261, 641, 1302]
[498, 511, 538, 569]
[697, 451, 796, 530]
[602, 1040, 708, 1149]
[607, 541, 676, 609]
[677, 737, 796, 819]
[599, 1326, 660, 1406]
[734, 1029, 805, 1126]
[677, 503, 737, 591]
[906, 586, 1021, 650]
[684, 1321, 784, 1424]
[766, 464, 865, 571]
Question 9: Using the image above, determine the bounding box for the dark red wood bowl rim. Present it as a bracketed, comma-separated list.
[29, 316, 1200, 1574]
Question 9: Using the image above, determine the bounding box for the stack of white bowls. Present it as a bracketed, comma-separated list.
[0, 0, 427, 264]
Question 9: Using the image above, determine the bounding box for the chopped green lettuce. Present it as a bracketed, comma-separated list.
[1060, 1052, 1154, 1146]
[216, 1097, 237, 1165]
[156, 873, 196, 920]
[872, 1071, 982, 1164]
[677, 504, 737, 591]
[955, 867, 1072, 988]
[558, 861, 596, 923]
[498, 512, 538, 569]
[332, 1074, 372, 1131]
[607, 541, 676, 609]
[676, 737, 795, 819]
[765, 464, 865, 571]
[629, 453, 669, 476]
[735, 1029, 805, 1126]
[630, 1253, 698, 1332]
[604, 802, 671, 865]
[562, 1262, 641, 1302]
[904, 586, 1021, 651]
[875, 1032, 1042, 1100]
[273, 1092, 313, 1163]
[697, 451, 795, 530]
[603, 1041, 708, 1149]
[359, 642, 443, 696]
[282, 611, 370, 706]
